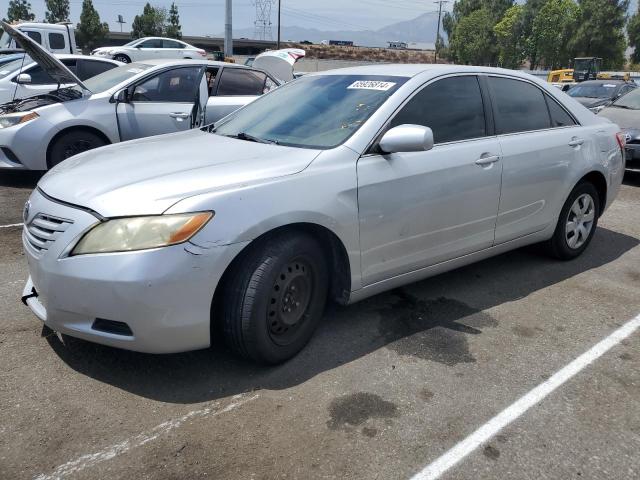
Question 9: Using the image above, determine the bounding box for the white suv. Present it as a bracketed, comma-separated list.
[91, 37, 207, 64]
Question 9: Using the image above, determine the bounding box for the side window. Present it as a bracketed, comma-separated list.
[48, 33, 66, 50]
[545, 95, 576, 128]
[217, 68, 267, 96]
[60, 59, 77, 76]
[21, 65, 54, 85]
[24, 30, 42, 44]
[488, 77, 551, 134]
[390, 75, 486, 144]
[162, 39, 183, 49]
[140, 39, 163, 48]
[77, 60, 118, 80]
[131, 67, 201, 102]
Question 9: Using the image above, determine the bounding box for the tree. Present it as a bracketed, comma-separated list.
[45, 0, 70, 23]
[629, 4, 640, 63]
[4, 0, 35, 22]
[131, 3, 166, 39]
[451, 8, 498, 65]
[571, 0, 628, 69]
[519, 0, 546, 68]
[529, 0, 579, 69]
[494, 5, 526, 68]
[76, 0, 109, 52]
[165, 2, 181, 39]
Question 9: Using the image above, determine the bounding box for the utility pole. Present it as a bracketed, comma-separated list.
[277, 0, 281, 49]
[225, 0, 233, 58]
[434, 0, 448, 62]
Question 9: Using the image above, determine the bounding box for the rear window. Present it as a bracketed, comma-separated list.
[546, 96, 576, 127]
[488, 77, 551, 134]
[77, 59, 118, 80]
[217, 68, 268, 96]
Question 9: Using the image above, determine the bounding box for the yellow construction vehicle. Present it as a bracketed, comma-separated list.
[547, 68, 575, 84]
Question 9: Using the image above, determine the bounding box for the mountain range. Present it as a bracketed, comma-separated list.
[220, 13, 442, 48]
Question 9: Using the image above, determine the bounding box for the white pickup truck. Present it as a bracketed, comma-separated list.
[0, 22, 78, 55]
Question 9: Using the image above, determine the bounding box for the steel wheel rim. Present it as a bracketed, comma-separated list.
[267, 258, 314, 346]
[565, 193, 595, 249]
[63, 140, 93, 159]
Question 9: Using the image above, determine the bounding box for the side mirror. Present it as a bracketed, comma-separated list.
[15, 73, 32, 84]
[379, 124, 434, 154]
[113, 88, 130, 103]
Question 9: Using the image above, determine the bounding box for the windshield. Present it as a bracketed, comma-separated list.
[122, 39, 139, 47]
[83, 63, 153, 93]
[213, 74, 408, 149]
[612, 88, 640, 109]
[0, 57, 30, 78]
[568, 83, 618, 99]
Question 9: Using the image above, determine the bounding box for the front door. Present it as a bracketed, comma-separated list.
[357, 75, 503, 286]
[116, 66, 205, 141]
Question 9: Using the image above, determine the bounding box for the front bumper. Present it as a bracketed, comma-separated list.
[22, 188, 248, 353]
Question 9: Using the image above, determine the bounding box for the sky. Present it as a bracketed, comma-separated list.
[24, 0, 452, 37]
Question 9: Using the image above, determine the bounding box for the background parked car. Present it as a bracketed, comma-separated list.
[0, 22, 77, 55]
[566, 79, 637, 113]
[599, 87, 640, 171]
[0, 54, 121, 105]
[91, 37, 207, 64]
[0, 22, 281, 170]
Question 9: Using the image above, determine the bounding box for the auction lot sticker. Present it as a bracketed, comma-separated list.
[348, 80, 396, 91]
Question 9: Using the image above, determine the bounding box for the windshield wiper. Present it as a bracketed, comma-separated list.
[224, 132, 279, 145]
[611, 104, 633, 109]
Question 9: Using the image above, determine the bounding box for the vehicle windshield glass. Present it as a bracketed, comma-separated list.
[568, 83, 618, 98]
[612, 88, 640, 109]
[213, 74, 408, 149]
[0, 58, 30, 78]
[0, 31, 11, 49]
[122, 39, 139, 47]
[83, 63, 153, 93]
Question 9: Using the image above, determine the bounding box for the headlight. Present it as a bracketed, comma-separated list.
[0, 111, 39, 129]
[108, 50, 118, 55]
[71, 212, 214, 255]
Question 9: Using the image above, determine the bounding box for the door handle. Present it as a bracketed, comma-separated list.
[475, 155, 501, 166]
[169, 112, 190, 120]
[568, 138, 585, 147]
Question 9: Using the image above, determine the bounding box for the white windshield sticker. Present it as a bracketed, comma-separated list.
[347, 80, 396, 91]
[127, 68, 143, 73]
[0, 70, 8, 75]
[603, 84, 616, 88]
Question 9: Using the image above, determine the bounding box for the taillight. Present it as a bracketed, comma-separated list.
[615, 132, 626, 152]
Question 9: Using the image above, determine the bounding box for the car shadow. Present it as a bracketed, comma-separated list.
[45, 226, 639, 404]
[624, 170, 640, 187]
[0, 170, 44, 188]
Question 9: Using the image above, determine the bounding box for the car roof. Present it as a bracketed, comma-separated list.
[134, 37, 188, 43]
[135, 58, 247, 68]
[14, 22, 69, 31]
[313, 64, 547, 80]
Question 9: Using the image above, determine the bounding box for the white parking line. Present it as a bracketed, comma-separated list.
[0, 223, 23, 228]
[33, 393, 260, 480]
[410, 313, 640, 480]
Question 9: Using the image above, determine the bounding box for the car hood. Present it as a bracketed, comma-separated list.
[0, 21, 87, 90]
[598, 106, 640, 129]
[38, 128, 321, 217]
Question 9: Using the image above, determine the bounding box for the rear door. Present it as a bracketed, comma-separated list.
[116, 66, 206, 141]
[206, 67, 277, 123]
[488, 76, 585, 244]
[134, 39, 163, 61]
[357, 75, 503, 285]
[161, 39, 185, 59]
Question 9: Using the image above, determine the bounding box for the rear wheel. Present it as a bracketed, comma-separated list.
[113, 54, 131, 63]
[48, 131, 107, 169]
[220, 232, 329, 364]
[546, 182, 600, 260]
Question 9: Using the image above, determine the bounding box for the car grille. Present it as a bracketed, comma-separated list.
[24, 214, 73, 253]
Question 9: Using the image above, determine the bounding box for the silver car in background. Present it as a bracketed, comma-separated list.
[22, 65, 625, 364]
[0, 22, 280, 170]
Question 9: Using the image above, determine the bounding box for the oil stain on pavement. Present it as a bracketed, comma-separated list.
[377, 289, 498, 365]
[327, 392, 399, 431]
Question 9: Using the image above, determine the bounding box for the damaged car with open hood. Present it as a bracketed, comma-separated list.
[0, 21, 283, 170]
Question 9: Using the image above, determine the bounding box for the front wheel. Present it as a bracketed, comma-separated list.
[113, 54, 131, 63]
[48, 131, 107, 169]
[221, 232, 329, 364]
[546, 182, 600, 260]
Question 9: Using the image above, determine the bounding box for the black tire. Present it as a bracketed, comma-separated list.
[221, 232, 329, 364]
[113, 54, 131, 64]
[546, 182, 600, 260]
[48, 131, 107, 169]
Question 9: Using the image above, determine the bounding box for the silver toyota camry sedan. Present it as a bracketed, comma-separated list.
[22, 65, 625, 364]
